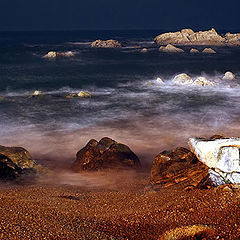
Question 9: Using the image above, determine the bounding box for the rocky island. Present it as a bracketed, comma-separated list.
[154, 28, 240, 46]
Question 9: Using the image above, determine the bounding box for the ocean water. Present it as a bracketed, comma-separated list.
[1, 30, 240, 167]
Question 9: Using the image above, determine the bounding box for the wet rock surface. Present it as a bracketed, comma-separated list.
[150, 147, 209, 190]
[0, 145, 36, 180]
[91, 39, 122, 48]
[72, 137, 141, 171]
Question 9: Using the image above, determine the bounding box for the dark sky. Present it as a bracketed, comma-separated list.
[0, 0, 240, 31]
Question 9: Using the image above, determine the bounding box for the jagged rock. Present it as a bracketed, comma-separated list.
[156, 78, 164, 84]
[43, 51, 74, 59]
[0, 145, 36, 180]
[66, 91, 91, 99]
[189, 137, 240, 185]
[155, 28, 225, 46]
[29, 90, 43, 98]
[193, 77, 214, 86]
[190, 48, 200, 53]
[223, 71, 236, 81]
[202, 48, 216, 54]
[225, 32, 240, 46]
[140, 48, 148, 53]
[172, 73, 193, 85]
[159, 44, 184, 53]
[91, 39, 122, 48]
[150, 147, 209, 190]
[72, 137, 141, 171]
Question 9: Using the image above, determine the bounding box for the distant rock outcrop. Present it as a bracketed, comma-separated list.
[202, 48, 216, 54]
[66, 91, 92, 99]
[72, 137, 141, 171]
[193, 77, 214, 86]
[91, 39, 122, 48]
[29, 90, 43, 98]
[172, 73, 193, 85]
[0, 145, 36, 180]
[154, 28, 240, 46]
[43, 51, 74, 59]
[159, 44, 184, 53]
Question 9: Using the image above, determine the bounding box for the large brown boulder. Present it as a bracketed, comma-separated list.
[150, 147, 210, 190]
[91, 39, 122, 48]
[0, 145, 36, 180]
[72, 137, 141, 171]
[154, 28, 226, 46]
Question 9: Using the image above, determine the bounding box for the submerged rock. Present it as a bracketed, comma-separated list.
[91, 39, 122, 48]
[66, 91, 91, 99]
[193, 77, 214, 86]
[29, 90, 43, 98]
[172, 73, 193, 85]
[140, 48, 148, 53]
[223, 71, 236, 81]
[72, 137, 141, 171]
[202, 48, 216, 54]
[43, 51, 74, 59]
[150, 147, 209, 190]
[154, 28, 225, 46]
[159, 44, 184, 53]
[189, 137, 240, 185]
[0, 145, 36, 180]
[190, 48, 200, 53]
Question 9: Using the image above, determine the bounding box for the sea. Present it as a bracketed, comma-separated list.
[1, 30, 240, 167]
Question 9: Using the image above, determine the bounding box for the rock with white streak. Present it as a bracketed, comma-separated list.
[188, 137, 240, 185]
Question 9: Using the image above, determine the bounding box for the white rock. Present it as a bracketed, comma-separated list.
[172, 73, 193, 85]
[193, 77, 214, 86]
[223, 71, 236, 81]
[43, 51, 74, 59]
[188, 137, 240, 184]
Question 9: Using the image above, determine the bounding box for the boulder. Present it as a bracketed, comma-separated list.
[172, 73, 193, 85]
[43, 51, 74, 59]
[0, 145, 36, 180]
[154, 28, 225, 46]
[140, 48, 148, 53]
[156, 77, 164, 84]
[159, 44, 184, 53]
[29, 90, 43, 98]
[202, 48, 216, 54]
[66, 91, 91, 99]
[190, 48, 200, 53]
[91, 39, 122, 48]
[150, 147, 209, 190]
[193, 77, 214, 86]
[72, 137, 141, 171]
[189, 137, 240, 185]
[223, 71, 236, 81]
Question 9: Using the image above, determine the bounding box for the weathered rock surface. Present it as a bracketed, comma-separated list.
[91, 39, 122, 48]
[66, 91, 91, 99]
[193, 77, 214, 86]
[223, 71, 236, 81]
[0, 145, 36, 180]
[43, 51, 74, 59]
[159, 44, 184, 53]
[172, 73, 193, 85]
[154, 28, 236, 46]
[72, 137, 141, 171]
[190, 48, 200, 53]
[189, 137, 240, 185]
[150, 147, 209, 190]
[202, 48, 216, 54]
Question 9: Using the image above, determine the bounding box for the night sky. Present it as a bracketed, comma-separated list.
[0, 0, 240, 31]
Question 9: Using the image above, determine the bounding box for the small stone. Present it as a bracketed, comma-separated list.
[159, 44, 184, 53]
[190, 48, 200, 53]
[202, 48, 216, 54]
[223, 71, 236, 81]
